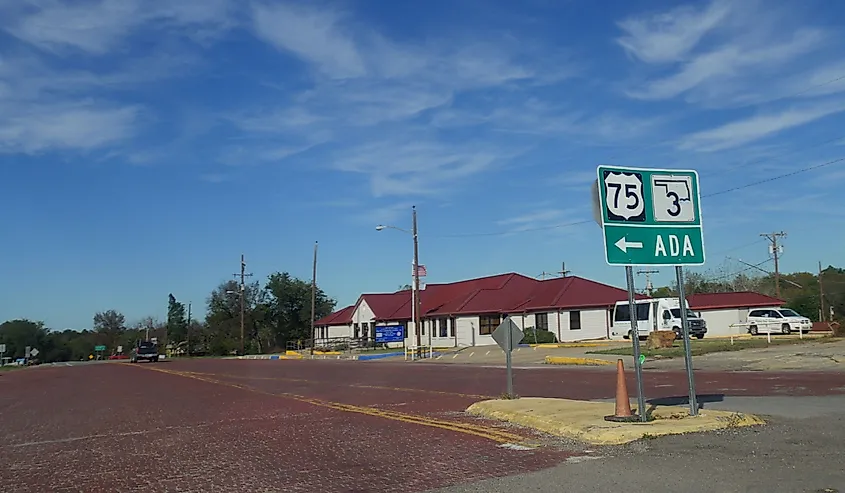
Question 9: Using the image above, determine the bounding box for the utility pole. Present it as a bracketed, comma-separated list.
[537, 271, 553, 280]
[558, 262, 571, 278]
[412, 206, 422, 355]
[233, 254, 253, 356]
[819, 261, 825, 322]
[310, 241, 318, 355]
[186, 301, 192, 357]
[761, 232, 786, 298]
[637, 269, 659, 296]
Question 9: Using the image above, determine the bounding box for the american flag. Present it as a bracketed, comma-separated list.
[412, 263, 427, 277]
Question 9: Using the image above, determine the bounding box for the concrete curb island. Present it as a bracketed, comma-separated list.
[467, 397, 765, 445]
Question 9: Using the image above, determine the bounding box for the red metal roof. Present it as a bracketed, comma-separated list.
[316, 273, 648, 324]
[314, 305, 354, 326]
[519, 276, 648, 311]
[687, 292, 784, 310]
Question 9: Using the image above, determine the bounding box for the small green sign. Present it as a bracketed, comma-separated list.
[94, 345, 106, 351]
[596, 165, 705, 267]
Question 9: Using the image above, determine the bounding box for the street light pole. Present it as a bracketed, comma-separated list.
[412, 206, 422, 353]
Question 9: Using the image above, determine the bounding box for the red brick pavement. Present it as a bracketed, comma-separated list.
[0, 362, 569, 493]
[2, 359, 844, 492]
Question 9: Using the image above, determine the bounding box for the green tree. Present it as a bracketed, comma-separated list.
[0, 319, 48, 359]
[93, 310, 126, 352]
[264, 272, 336, 349]
[166, 294, 188, 344]
[205, 280, 266, 355]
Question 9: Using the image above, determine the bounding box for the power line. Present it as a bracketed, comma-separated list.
[706, 157, 845, 198]
[430, 155, 844, 238]
[709, 258, 773, 282]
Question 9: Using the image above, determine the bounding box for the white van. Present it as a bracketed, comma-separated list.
[612, 298, 708, 340]
[746, 308, 812, 335]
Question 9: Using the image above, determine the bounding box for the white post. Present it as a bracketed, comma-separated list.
[411, 283, 415, 360]
[767, 322, 771, 344]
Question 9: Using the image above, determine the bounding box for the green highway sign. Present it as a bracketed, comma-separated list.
[94, 345, 106, 351]
[596, 165, 705, 267]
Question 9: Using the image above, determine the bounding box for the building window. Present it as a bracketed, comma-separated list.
[421, 320, 425, 336]
[479, 314, 501, 335]
[449, 317, 456, 337]
[570, 311, 581, 330]
[439, 318, 448, 337]
[353, 323, 360, 338]
[535, 313, 549, 331]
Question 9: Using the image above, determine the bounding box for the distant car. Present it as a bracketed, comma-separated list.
[130, 341, 159, 363]
[747, 308, 812, 335]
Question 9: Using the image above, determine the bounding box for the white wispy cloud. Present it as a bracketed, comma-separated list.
[332, 137, 520, 198]
[0, 101, 140, 154]
[679, 99, 845, 151]
[0, 1, 228, 155]
[616, 0, 834, 107]
[231, 2, 581, 197]
[251, 2, 365, 79]
[2, 0, 237, 55]
[616, 0, 732, 64]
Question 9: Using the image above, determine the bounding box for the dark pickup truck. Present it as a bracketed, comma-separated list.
[130, 341, 159, 363]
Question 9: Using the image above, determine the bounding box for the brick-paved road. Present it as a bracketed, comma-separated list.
[2, 359, 844, 492]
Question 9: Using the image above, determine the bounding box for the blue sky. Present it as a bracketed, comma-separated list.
[1, 0, 844, 329]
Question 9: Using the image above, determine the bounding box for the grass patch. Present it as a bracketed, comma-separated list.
[587, 336, 824, 359]
[0, 365, 26, 372]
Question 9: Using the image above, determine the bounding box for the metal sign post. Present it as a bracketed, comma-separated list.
[675, 266, 698, 415]
[492, 317, 524, 398]
[624, 266, 648, 421]
[595, 164, 706, 420]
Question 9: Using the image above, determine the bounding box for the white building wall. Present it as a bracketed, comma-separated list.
[454, 316, 478, 346]
[556, 309, 610, 342]
[700, 308, 749, 336]
[326, 324, 352, 339]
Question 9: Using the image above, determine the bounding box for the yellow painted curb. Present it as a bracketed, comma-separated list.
[544, 356, 614, 366]
[467, 397, 765, 445]
[285, 350, 302, 356]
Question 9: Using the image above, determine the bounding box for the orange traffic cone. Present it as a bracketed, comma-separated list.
[604, 359, 637, 422]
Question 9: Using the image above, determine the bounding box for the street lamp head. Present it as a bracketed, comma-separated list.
[375, 225, 386, 231]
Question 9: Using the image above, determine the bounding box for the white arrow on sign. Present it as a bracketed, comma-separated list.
[615, 236, 643, 253]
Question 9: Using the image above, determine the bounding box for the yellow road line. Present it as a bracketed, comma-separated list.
[178, 370, 492, 400]
[125, 364, 527, 444]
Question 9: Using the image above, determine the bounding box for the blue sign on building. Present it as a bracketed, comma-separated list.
[374, 325, 405, 343]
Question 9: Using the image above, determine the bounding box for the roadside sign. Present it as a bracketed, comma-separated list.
[595, 165, 705, 266]
[94, 345, 106, 351]
[0, 344, 5, 353]
[29, 348, 39, 357]
[374, 325, 404, 343]
[117, 345, 123, 353]
[492, 317, 524, 398]
[491, 317, 523, 352]
[25, 346, 31, 358]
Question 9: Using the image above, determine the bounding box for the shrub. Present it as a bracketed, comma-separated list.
[522, 328, 558, 344]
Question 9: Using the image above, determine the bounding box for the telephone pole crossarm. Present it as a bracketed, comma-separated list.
[760, 232, 786, 298]
[233, 254, 253, 356]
